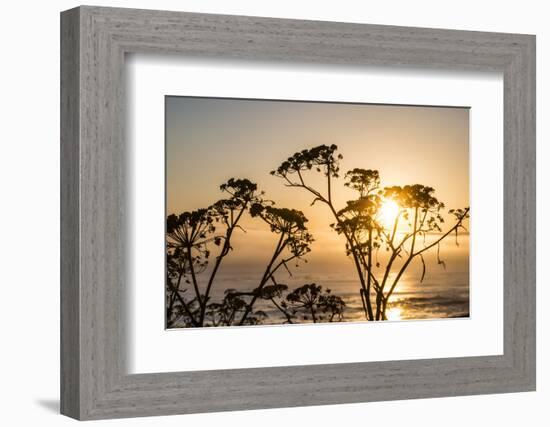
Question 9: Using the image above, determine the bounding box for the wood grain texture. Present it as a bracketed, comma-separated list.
[60, 6, 536, 420]
[60, 7, 80, 419]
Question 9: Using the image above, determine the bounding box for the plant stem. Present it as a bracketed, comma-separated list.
[199, 206, 246, 325]
[239, 233, 286, 325]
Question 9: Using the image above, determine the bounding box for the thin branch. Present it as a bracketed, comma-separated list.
[413, 208, 469, 257]
[166, 272, 199, 327]
[199, 205, 246, 324]
[185, 243, 203, 310]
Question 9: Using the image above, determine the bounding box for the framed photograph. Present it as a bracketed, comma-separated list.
[61, 6, 536, 420]
[163, 97, 470, 329]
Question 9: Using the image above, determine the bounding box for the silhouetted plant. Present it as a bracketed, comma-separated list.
[206, 289, 268, 327]
[285, 284, 345, 323]
[272, 144, 469, 321]
[165, 178, 263, 327]
[334, 169, 383, 320]
[256, 283, 346, 323]
[237, 203, 314, 325]
[372, 184, 469, 319]
[165, 177, 334, 328]
[254, 283, 295, 323]
[271, 145, 378, 319]
[166, 209, 215, 327]
[198, 178, 262, 324]
[167, 143, 469, 327]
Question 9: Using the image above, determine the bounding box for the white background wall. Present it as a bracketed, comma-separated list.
[0, 0, 546, 425]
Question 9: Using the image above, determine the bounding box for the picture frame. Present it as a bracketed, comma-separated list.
[60, 5, 536, 420]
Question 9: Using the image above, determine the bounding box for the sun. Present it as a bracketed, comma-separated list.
[378, 199, 400, 229]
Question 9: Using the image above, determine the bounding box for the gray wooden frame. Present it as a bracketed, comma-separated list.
[60, 5, 536, 420]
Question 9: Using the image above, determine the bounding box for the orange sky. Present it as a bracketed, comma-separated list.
[166, 96, 469, 271]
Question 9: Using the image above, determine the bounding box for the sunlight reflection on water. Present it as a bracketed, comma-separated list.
[202, 268, 469, 325]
